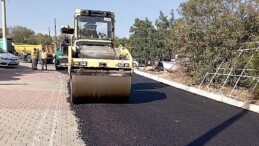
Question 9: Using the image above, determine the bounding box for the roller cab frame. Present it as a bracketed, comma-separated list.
[62, 9, 133, 103]
[55, 38, 70, 70]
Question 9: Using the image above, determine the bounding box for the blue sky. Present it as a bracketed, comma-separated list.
[1, 0, 185, 38]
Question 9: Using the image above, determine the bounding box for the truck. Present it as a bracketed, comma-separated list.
[13, 44, 42, 62]
[61, 9, 133, 103]
[0, 38, 15, 54]
[43, 45, 56, 63]
[13, 44, 56, 63]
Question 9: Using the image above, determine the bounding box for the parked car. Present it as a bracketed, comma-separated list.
[0, 49, 19, 67]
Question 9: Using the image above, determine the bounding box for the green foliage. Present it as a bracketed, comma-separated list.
[129, 18, 157, 63]
[0, 28, 11, 38]
[170, 0, 259, 80]
[155, 11, 171, 59]
[7, 26, 52, 45]
[115, 37, 130, 48]
[35, 33, 52, 45]
[9, 26, 36, 44]
[252, 51, 259, 99]
[129, 11, 175, 64]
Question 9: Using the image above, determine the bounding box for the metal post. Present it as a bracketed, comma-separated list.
[218, 51, 243, 94]
[207, 61, 224, 89]
[229, 47, 259, 96]
[199, 54, 221, 89]
[1, 0, 7, 52]
[199, 72, 208, 89]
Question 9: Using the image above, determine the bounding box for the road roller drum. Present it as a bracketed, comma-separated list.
[70, 75, 131, 103]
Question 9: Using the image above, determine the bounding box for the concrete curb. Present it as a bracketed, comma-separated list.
[134, 70, 259, 114]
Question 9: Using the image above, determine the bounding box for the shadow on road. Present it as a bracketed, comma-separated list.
[187, 110, 249, 146]
[129, 82, 167, 104]
[66, 80, 167, 104]
[0, 63, 33, 81]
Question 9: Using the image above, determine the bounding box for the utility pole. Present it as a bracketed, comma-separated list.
[48, 27, 50, 38]
[1, 0, 7, 52]
[54, 18, 57, 47]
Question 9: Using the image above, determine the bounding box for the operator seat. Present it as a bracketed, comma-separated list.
[84, 23, 99, 38]
[87, 30, 98, 38]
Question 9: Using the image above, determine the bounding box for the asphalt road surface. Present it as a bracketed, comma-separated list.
[71, 74, 259, 146]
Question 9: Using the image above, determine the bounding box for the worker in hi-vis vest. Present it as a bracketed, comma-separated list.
[41, 48, 48, 70]
[31, 48, 37, 70]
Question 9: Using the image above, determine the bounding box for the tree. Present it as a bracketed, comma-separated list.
[115, 37, 130, 48]
[129, 11, 176, 64]
[129, 18, 157, 64]
[6, 26, 52, 45]
[0, 27, 11, 38]
[35, 33, 52, 45]
[9, 26, 37, 44]
[155, 11, 171, 59]
[127, 0, 259, 98]
[169, 9, 175, 27]
[171, 0, 259, 82]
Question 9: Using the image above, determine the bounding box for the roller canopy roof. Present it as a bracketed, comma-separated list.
[75, 9, 115, 18]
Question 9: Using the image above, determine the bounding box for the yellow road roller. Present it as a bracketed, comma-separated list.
[61, 9, 133, 103]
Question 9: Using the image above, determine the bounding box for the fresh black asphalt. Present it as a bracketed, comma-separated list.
[70, 74, 259, 146]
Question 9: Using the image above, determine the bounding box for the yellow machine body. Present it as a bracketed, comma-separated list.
[63, 9, 133, 103]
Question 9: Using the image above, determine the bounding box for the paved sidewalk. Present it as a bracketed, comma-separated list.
[0, 63, 85, 146]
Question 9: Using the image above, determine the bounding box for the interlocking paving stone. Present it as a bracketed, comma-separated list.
[0, 63, 85, 146]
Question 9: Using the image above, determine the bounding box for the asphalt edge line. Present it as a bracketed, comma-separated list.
[134, 70, 259, 114]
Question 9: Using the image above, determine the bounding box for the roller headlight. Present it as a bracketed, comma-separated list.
[80, 61, 87, 66]
[118, 63, 130, 67]
[118, 63, 124, 67]
[124, 63, 130, 67]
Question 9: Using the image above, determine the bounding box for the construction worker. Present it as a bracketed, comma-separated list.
[35, 48, 40, 69]
[22, 48, 27, 62]
[41, 48, 48, 70]
[31, 48, 37, 70]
